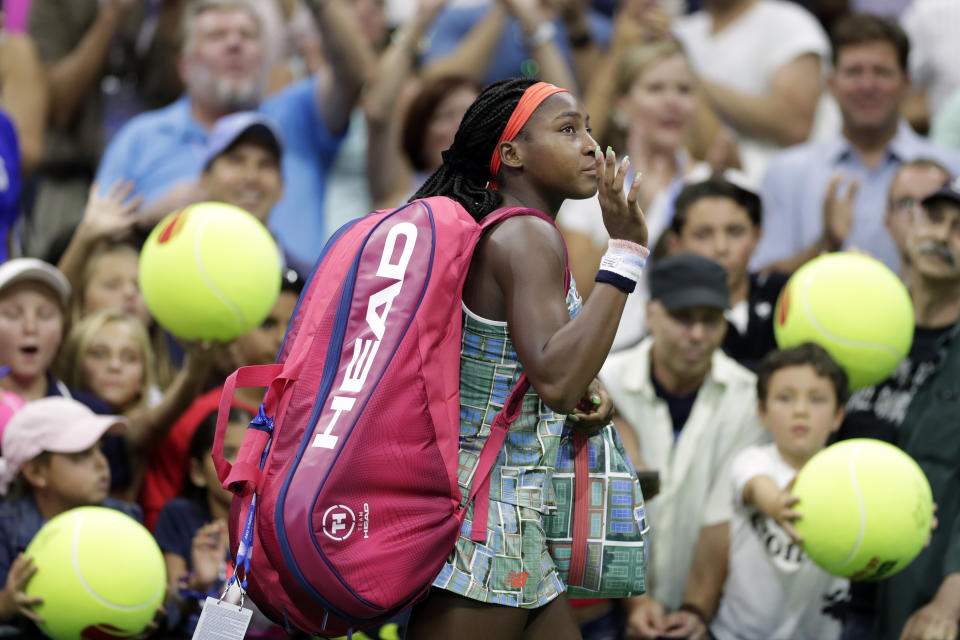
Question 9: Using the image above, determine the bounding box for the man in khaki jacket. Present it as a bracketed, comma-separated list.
[599, 253, 768, 638]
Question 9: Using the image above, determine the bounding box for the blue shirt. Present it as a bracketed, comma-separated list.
[0, 111, 21, 264]
[95, 78, 344, 268]
[153, 497, 209, 571]
[423, 6, 611, 87]
[754, 122, 960, 272]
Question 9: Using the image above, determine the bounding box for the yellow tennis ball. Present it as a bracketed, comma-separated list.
[792, 439, 932, 580]
[773, 252, 914, 390]
[24, 506, 166, 640]
[139, 202, 282, 342]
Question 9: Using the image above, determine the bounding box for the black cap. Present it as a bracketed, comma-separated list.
[649, 253, 729, 311]
[922, 177, 960, 209]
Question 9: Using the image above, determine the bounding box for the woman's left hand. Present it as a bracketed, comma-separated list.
[566, 379, 614, 434]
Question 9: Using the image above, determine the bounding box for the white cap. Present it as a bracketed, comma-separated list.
[0, 258, 71, 307]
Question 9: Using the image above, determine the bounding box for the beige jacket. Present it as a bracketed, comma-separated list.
[600, 337, 769, 610]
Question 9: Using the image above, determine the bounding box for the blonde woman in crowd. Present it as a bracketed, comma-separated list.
[58, 310, 215, 501]
[560, 39, 729, 350]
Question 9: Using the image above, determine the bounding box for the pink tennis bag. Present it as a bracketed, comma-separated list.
[212, 197, 557, 636]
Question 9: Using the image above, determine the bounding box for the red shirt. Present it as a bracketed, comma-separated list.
[140, 387, 257, 530]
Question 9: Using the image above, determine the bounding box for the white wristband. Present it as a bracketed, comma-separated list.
[595, 239, 649, 293]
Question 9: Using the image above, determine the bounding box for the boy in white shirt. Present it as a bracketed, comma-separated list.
[662, 342, 851, 640]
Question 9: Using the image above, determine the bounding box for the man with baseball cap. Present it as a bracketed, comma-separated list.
[198, 111, 310, 277]
[199, 111, 284, 226]
[0, 398, 140, 628]
[598, 253, 767, 637]
[836, 176, 960, 639]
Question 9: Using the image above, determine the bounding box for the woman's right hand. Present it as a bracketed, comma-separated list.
[0, 554, 43, 623]
[596, 146, 649, 247]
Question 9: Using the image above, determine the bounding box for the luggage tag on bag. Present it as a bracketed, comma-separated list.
[191, 583, 253, 640]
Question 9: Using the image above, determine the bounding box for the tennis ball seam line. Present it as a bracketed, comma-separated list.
[193, 213, 246, 328]
[840, 443, 867, 568]
[800, 271, 904, 360]
[72, 513, 163, 611]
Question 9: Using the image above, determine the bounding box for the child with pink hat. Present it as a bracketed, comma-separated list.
[0, 397, 139, 628]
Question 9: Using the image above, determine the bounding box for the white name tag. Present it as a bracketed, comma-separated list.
[191, 597, 253, 640]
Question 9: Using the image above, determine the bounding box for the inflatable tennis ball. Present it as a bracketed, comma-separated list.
[792, 439, 933, 580]
[24, 506, 166, 640]
[774, 252, 914, 390]
[139, 202, 281, 342]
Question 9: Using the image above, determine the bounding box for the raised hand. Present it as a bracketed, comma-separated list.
[821, 173, 859, 252]
[635, 152, 673, 213]
[500, 0, 551, 31]
[80, 180, 142, 241]
[612, 0, 670, 50]
[417, 0, 451, 18]
[596, 146, 649, 247]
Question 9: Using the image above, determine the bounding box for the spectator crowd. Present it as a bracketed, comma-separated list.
[0, 0, 959, 638]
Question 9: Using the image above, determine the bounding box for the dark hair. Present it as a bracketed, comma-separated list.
[670, 178, 762, 234]
[831, 13, 910, 72]
[4, 452, 53, 502]
[183, 407, 253, 501]
[412, 77, 540, 222]
[402, 75, 483, 172]
[757, 343, 849, 407]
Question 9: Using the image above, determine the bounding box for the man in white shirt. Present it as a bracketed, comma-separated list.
[599, 253, 768, 636]
[672, 0, 829, 182]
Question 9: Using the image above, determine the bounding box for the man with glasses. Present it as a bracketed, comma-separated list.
[838, 177, 960, 640]
[885, 158, 951, 281]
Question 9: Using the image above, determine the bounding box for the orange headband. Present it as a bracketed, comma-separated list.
[489, 82, 568, 187]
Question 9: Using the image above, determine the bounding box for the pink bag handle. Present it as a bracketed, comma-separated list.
[212, 364, 284, 489]
[480, 207, 571, 291]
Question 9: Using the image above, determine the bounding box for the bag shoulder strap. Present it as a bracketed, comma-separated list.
[459, 373, 530, 542]
[479, 207, 572, 290]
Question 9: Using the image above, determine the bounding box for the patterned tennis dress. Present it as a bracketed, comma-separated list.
[430, 280, 584, 608]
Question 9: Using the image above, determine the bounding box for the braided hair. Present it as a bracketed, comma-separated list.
[411, 77, 539, 222]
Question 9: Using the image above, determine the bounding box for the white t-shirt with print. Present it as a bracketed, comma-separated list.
[711, 444, 849, 640]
